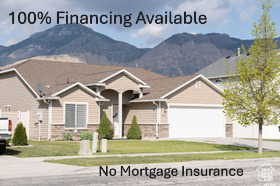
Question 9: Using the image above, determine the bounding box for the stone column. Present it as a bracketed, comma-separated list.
[118, 92, 123, 138]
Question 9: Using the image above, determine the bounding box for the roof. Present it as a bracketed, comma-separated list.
[1, 59, 222, 101]
[1, 59, 166, 97]
[197, 56, 243, 79]
[135, 75, 197, 101]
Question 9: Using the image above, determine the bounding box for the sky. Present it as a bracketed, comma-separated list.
[0, 0, 279, 48]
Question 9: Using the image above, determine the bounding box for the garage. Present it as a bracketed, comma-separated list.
[168, 105, 226, 138]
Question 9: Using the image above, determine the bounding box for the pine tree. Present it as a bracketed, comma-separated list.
[12, 123, 28, 146]
[127, 116, 142, 140]
[97, 112, 114, 140]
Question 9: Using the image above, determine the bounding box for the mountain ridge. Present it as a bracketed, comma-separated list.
[0, 24, 278, 76]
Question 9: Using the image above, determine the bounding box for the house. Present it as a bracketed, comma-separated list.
[198, 55, 280, 139]
[0, 59, 225, 140]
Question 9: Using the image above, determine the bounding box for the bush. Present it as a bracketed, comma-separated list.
[63, 132, 73, 141]
[97, 112, 114, 140]
[80, 131, 93, 141]
[12, 123, 28, 146]
[127, 116, 142, 140]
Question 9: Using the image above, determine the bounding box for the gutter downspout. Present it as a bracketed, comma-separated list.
[48, 100, 53, 141]
[152, 101, 161, 139]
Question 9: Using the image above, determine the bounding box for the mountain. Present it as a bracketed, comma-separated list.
[0, 24, 278, 76]
[132, 33, 255, 76]
[0, 24, 148, 66]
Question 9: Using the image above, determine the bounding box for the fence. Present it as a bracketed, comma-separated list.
[0, 110, 30, 138]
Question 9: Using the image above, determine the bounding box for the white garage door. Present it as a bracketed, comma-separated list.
[169, 106, 226, 138]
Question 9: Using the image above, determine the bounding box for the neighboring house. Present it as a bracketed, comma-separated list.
[198, 55, 280, 139]
[0, 59, 225, 140]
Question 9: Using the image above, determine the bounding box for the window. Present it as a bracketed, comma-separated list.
[65, 103, 87, 129]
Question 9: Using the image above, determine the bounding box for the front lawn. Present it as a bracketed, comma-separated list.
[6, 140, 253, 158]
[46, 151, 280, 167]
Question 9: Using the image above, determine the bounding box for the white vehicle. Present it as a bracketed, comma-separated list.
[0, 118, 12, 154]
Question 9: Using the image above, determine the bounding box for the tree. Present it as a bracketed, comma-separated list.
[223, 0, 279, 154]
[127, 116, 142, 140]
[12, 123, 28, 146]
[97, 112, 114, 140]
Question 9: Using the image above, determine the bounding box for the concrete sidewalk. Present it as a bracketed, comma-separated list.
[181, 138, 280, 151]
[33, 150, 243, 161]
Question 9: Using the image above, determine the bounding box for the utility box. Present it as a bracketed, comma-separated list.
[36, 111, 43, 122]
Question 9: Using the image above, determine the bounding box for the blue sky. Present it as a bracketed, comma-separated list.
[0, 0, 279, 48]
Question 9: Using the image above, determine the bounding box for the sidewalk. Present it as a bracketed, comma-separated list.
[182, 138, 280, 151]
[34, 150, 246, 161]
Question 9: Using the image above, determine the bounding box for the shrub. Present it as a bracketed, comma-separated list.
[12, 123, 28, 146]
[63, 132, 73, 141]
[97, 112, 114, 140]
[127, 116, 142, 140]
[80, 131, 93, 141]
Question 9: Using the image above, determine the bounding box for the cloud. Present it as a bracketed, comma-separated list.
[133, 24, 169, 37]
[0, 0, 274, 48]
[175, 0, 230, 24]
[0, 0, 70, 46]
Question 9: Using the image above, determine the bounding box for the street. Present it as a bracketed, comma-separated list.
[1, 157, 280, 186]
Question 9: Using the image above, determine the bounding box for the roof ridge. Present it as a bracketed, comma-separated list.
[0, 58, 31, 71]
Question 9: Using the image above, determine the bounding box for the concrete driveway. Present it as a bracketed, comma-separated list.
[182, 138, 280, 151]
[0, 155, 98, 179]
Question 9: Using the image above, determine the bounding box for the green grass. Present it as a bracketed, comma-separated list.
[7, 141, 80, 157]
[7, 140, 253, 158]
[242, 138, 280, 142]
[47, 151, 280, 167]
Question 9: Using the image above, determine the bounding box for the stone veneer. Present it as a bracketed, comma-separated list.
[123, 124, 169, 139]
[51, 124, 99, 140]
[51, 123, 169, 140]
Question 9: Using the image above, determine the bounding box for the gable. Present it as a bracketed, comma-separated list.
[60, 86, 98, 101]
[0, 71, 38, 111]
[52, 86, 99, 124]
[105, 73, 140, 92]
[167, 79, 223, 105]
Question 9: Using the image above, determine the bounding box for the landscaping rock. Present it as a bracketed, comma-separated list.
[101, 139, 108, 153]
[92, 132, 98, 153]
[79, 140, 91, 156]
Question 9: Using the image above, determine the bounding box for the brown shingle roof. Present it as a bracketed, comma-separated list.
[3, 59, 199, 100]
[6, 59, 166, 96]
[137, 75, 197, 100]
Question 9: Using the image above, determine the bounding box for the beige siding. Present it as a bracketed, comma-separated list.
[0, 72, 48, 140]
[168, 79, 223, 105]
[160, 102, 168, 124]
[101, 102, 113, 123]
[52, 87, 99, 125]
[105, 73, 140, 92]
[123, 102, 157, 124]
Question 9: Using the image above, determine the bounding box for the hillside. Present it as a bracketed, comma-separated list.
[0, 24, 278, 76]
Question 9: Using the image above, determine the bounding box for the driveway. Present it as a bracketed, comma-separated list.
[0, 155, 98, 179]
[182, 138, 280, 151]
